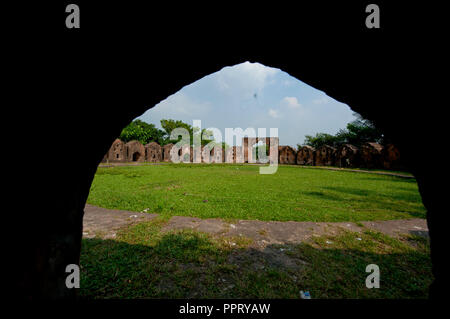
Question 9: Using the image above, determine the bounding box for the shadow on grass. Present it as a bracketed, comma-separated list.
[321, 186, 374, 197]
[303, 191, 343, 202]
[358, 176, 418, 183]
[79, 229, 432, 299]
[299, 186, 426, 219]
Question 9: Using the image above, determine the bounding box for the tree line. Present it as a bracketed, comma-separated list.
[298, 113, 386, 150]
[121, 113, 385, 151]
[119, 119, 218, 147]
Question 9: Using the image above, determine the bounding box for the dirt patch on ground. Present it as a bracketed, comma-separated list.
[161, 215, 428, 249]
[360, 219, 428, 238]
[160, 216, 229, 235]
[226, 245, 308, 271]
[83, 204, 158, 239]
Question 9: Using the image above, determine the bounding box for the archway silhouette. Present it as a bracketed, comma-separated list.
[23, 63, 440, 299]
[17, 2, 441, 300]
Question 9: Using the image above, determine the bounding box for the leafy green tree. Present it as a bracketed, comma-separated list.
[300, 113, 384, 149]
[160, 119, 216, 146]
[119, 120, 167, 145]
[302, 133, 344, 149]
[160, 119, 193, 139]
[336, 115, 384, 147]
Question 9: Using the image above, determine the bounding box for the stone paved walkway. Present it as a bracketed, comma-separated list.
[160, 216, 428, 248]
[83, 205, 428, 245]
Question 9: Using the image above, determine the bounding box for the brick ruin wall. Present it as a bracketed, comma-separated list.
[101, 139, 403, 170]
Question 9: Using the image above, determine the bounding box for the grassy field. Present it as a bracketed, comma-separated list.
[79, 217, 432, 299]
[82, 164, 431, 299]
[87, 164, 425, 222]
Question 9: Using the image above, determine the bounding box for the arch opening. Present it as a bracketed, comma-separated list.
[85, 61, 430, 299]
[132, 152, 140, 162]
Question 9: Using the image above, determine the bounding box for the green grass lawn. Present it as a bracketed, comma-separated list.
[79, 217, 432, 299]
[87, 164, 425, 222]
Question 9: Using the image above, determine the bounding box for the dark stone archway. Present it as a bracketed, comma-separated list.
[13, 2, 443, 299]
[132, 152, 140, 162]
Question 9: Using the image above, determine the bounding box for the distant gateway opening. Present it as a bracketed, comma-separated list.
[132, 152, 141, 161]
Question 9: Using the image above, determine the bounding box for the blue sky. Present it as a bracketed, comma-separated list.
[137, 62, 356, 148]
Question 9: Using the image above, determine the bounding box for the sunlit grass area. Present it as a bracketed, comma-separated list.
[87, 164, 425, 222]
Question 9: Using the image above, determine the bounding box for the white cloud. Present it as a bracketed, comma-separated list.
[215, 62, 279, 98]
[139, 92, 212, 127]
[312, 96, 330, 104]
[156, 92, 211, 115]
[268, 108, 281, 118]
[239, 61, 279, 82]
[282, 96, 302, 109]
